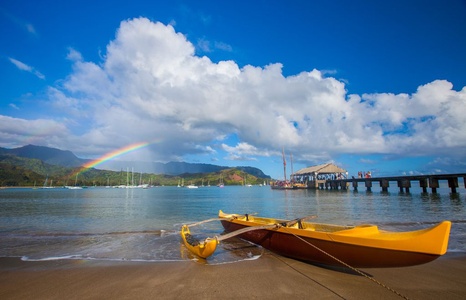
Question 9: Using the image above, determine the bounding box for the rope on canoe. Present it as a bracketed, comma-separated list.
[280, 226, 410, 300]
[183, 213, 407, 299]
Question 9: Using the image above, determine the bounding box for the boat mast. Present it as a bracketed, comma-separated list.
[290, 152, 294, 182]
[282, 148, 287, 181]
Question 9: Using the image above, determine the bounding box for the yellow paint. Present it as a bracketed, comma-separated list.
[180, 225, 218, 259]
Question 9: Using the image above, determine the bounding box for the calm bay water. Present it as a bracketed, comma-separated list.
[1, 185, 465, 264]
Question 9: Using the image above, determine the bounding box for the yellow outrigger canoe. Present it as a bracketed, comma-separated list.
[181, 225, 219, 259]
[181, 210, 451, 268]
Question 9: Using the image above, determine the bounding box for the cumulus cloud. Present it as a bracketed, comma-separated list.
[2, 17, 466, 164]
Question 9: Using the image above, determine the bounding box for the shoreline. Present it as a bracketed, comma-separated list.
[1, 252, 465, 299]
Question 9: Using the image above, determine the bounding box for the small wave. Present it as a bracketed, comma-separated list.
[21, 255, 185, 263]
[21, 255, 83, 261]
[447, 249, 466, 253]
[204, 253, 263, 266]
[9, 229, 179, 238]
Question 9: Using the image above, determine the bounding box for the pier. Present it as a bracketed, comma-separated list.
[325, 173, 466, 194]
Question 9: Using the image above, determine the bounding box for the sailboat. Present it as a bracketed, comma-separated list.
[217, 175, 224, 188]
[136, 172, 149, 188]
[65, 174, 83, 189]
[40, 175, 54, 189]
[271, 148, 294, 190]
[245, 172, 252, 187]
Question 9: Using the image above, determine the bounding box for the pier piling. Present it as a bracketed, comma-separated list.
[398, 180, 411, 193]
[380, 179, 389, 192]
[448, 178, 458, 194]
[429, 178, 439, 193]
[352, 181, 358, 191]
[419, 178, 428, 193]
[365, 180, 372, 192]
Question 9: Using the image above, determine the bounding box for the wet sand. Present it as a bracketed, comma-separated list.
[1, 252, 465, 299]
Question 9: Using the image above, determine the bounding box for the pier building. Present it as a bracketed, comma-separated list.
[291, 163, 348, 189]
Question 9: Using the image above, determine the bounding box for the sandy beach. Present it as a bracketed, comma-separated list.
[1, 252, 465, 300]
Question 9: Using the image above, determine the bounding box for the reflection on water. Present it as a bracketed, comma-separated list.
[0, 186, 465, 263]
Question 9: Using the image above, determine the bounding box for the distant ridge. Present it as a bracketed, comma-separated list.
[0, 145, 271, 179]
[0, 144, 83, 167]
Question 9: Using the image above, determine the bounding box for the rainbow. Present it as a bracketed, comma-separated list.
[71, 141, 150, 177]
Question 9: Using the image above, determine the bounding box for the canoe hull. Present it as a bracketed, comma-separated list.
[220, 220, 445, 268]
[180, 225, 218, 259]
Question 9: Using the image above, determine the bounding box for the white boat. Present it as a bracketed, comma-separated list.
[65, 186, 83, 190]
[65, 174, 83, 189]
[217, 175, 224, 187]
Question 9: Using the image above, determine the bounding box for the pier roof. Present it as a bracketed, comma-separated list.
[293, 163, 346, 175]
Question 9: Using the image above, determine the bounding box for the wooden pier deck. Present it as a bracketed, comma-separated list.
[324, 173, 466, 193]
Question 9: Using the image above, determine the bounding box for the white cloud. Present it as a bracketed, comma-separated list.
[8, 57, 45, 79]
[66, 47, 83, 62]
[196, 38, 232, 54]
[9, 57, 32, 71]
[214, 41, 233, 52]
[0, 115, 69, 148]
[2, 17, 466, 165]
[222, 142, 270, 161]
[197, 38, 211, 52]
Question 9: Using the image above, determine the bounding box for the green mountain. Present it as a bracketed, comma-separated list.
[0, 145, 271, 187]
[0, 162, 44, 187]
[0, 145, 271, 178]
[0, 144, 84, 167]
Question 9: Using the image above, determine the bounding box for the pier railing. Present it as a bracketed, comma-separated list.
[324, 173, 466, 193]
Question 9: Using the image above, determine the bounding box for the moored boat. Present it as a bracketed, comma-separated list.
[270, 180, 294, 189]
[218, 211, 451, 268]
[180, 210, 451, 268]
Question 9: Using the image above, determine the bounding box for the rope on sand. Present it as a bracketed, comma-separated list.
[280, 226, 410, 300]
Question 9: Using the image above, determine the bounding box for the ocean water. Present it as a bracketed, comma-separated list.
[0, 185, 465, 264]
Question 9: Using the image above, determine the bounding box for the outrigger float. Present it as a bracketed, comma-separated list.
[181, 210, 451, 268]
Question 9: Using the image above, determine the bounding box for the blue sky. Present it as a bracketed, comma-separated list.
[1, 0, 466, 179]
